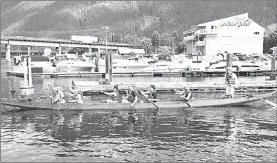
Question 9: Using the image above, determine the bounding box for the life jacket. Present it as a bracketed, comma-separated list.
[56, 91, 65, 103]
[128, 90, 140, 103]
[74, 92, 83, 103]
[184, 90, 192, 100]
[148, 90, 158, 99]
[59, 91, 65, 99]
[111, 89, 120, 103]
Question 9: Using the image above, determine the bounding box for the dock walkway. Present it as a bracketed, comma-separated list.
[6, 70, 277, 78]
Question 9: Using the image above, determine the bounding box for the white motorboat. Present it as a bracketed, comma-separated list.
[13, 55, 56, 73]
[142, 54, 207, 72]
[53, 53, 95, 73]
[97, 58, 150, 73]
[207, 60, 270, 72]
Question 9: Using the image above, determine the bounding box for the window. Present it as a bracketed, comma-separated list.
[254, 32, 260, 35]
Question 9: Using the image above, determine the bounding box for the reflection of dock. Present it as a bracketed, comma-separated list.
[6, 69, 277, 78]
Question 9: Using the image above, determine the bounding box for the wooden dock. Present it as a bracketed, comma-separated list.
[71, 80, 277, 95]
[6, 69, 277, 78]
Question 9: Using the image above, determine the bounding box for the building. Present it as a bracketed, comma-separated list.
[183, 13, 265, 62]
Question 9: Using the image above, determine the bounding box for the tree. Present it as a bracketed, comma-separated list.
[112, 34, 122, 43]
[121, 34, 140, 47]
[151, 31, 160, 54]
[171, 30, 180, 53]
[176, 41, 186, 54]
[139, 37, 152, 54]
[264, 32, 277, 54]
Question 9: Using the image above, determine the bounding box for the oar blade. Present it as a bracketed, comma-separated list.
[264, 100, 277, 108]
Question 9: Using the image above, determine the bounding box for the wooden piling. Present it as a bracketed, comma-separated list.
[270, 56, 276, 80]
[28, 47, 33, 87]
[226, 53, 232, 68]
[6, 44, 11, 61]
[23, 57, 28, 87]
[109, 53, 113, 82]
[105, 52, 109, 83]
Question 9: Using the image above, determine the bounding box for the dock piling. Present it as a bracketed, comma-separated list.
[5, 44, 11, 61]
[270, 56, 276, 80]
[226, 52, 232, 68]
[28, 47, 33, 87]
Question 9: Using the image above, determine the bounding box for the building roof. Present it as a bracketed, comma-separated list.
[118, 48, 145, 54]
[183, 13, 265, 33]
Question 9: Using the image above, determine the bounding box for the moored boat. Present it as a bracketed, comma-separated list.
[1, 91, 275, 110]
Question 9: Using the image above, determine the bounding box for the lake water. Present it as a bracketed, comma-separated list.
[1, 60, 276, 162]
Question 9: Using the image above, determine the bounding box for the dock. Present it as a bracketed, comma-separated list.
[71, 80, 277, 95]
[6, 69, 277, 78]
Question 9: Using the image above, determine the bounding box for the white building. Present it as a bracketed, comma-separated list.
[183, 13, 265, 62]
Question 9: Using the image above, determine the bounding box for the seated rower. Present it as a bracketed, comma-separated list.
[50, 87, 65, 103]
[122, 91, 130, 103]
[66, 86, 84, 104]
[101, 84, 120, 103]
[125, 85, 140, 107]
[174, 86, 192, 102]
[141, 85, 158, 102]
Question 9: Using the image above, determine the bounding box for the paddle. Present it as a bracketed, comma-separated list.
[140, 91, 160, 110]
[73, 101, 82, 110]
[239, 89, 277, 108]
[173, 89, 192, 109]
[130, 103, 136, 110]
[48, 85, 54, 110]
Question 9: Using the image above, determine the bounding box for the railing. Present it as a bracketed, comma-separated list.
[195, 29, 217, 35]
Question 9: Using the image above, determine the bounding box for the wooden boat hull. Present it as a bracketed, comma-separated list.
[1, 91, 275, 110]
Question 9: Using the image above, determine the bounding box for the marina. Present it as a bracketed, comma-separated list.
[1, 1, 277, 162]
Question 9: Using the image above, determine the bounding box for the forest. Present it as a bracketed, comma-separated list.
[1, 1, 276, 54]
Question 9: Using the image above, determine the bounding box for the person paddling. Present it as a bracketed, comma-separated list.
[174, 86, 192, 102]
[66, 86, 84, 104]
[50, 87, 65, 103]
[141, 85, 158, 102]
[101, 84, 121, 103]
[125, 85, 140, 107]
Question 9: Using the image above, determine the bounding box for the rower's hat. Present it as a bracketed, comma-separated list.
[114, 84, 119, 89]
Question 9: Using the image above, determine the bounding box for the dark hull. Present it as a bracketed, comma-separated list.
[1, 91, 275, 110]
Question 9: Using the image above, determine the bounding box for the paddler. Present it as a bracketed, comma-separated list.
[224, 67, 238, 98]
[101, 84, 120, 103]
[141, 85, 158, 102]
[66, 86, 84, 104]
[174, 86, 192, 102]
[125, 85, 140, 107]
[50, 87, 65, 103]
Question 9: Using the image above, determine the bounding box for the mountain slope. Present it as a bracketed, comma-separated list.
[1, 1, 276, 39]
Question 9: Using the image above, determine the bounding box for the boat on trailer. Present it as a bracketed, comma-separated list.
[1, 91, 275, 110]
